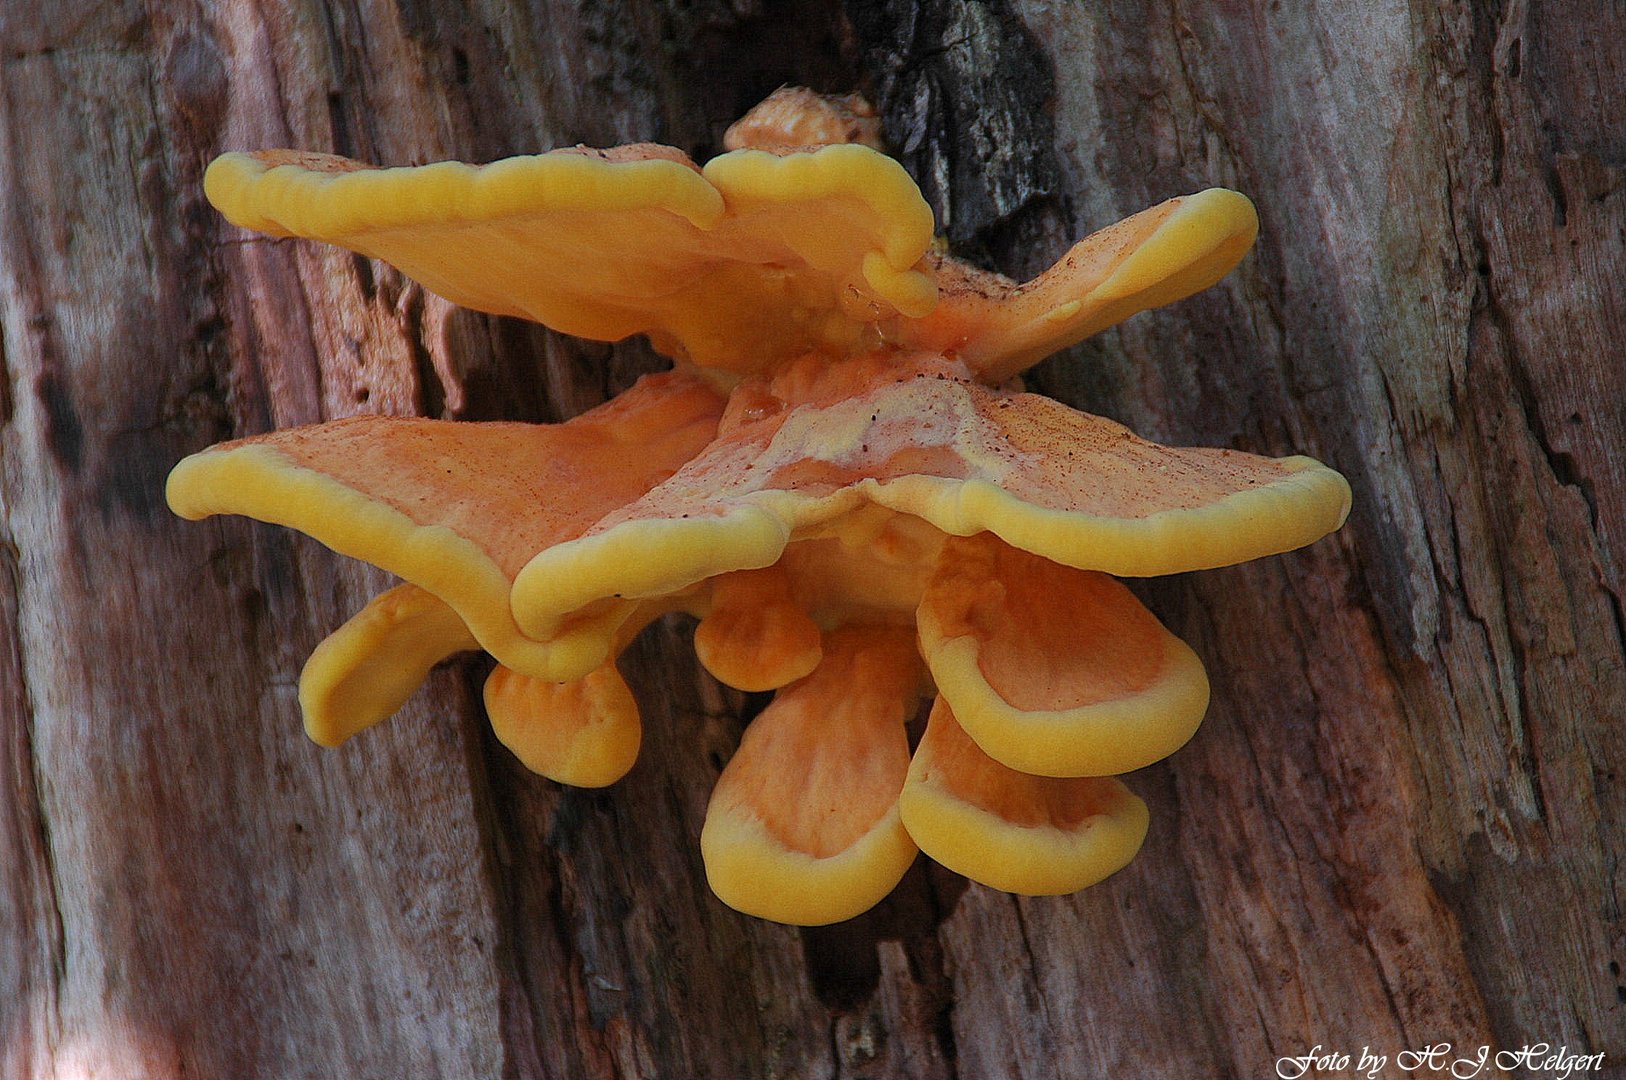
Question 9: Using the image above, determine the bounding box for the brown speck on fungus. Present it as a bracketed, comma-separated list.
[168, 89, 1351, 926]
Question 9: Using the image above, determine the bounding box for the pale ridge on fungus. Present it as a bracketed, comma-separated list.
[206, 150, 725, 236]
[867, 458, 1352, 576]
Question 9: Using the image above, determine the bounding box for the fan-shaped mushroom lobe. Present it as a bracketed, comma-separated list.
[904, 189, 1259, 381]
[299, 583, 478, 747]
[701, 625, 922, 925]
[204, 144, 935, 374]
[167, 370, 724, 680]
[918, 534, 1209, 776]
[510, 360, 1351, 639]
[484, 664, 642, 788]
[899, 700, 1149, 895]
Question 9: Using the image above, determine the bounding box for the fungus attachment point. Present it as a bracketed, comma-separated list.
[899, 700, 1149, 895]
[172, 87, 1353, 923]
[701, 626, 920, 925]
[918, 534, 1210, 777]
[723, 87, 883, 152]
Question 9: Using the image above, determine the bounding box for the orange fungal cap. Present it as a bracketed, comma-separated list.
[203, 138, 936, 376]
[701, 625, 922, 925]
[693, 566, 824, 691]
[899, 700, 1150, 895]
[902, 189, 1260, 381]
[917, 533, 1210, 776]
[299, 583, 477, 748]
[508, 361, 1350, 640]
[484, 663, 642, 788]
[166, 370, 724, 681]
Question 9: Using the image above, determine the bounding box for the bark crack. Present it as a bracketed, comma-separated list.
[0, 70, 67, 1067]
[451, 660, 550, 1080]
[0, 308, 12, 431]
[1, 532, 68, 1073]
[400, 282, 449, 420]
[1167, 3, 1246, 180]
[914, 869, 961, 1079]
[1433, 440, 1535, 807]
[1222, 640, 1325, 1051]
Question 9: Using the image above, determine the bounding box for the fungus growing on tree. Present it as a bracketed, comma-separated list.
[168, 89, 1350, 925]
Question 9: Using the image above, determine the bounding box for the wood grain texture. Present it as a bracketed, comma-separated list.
[1, 1, 1619, 1077]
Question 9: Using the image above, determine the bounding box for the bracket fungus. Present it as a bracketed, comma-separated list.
[169, 88, 1351, 925]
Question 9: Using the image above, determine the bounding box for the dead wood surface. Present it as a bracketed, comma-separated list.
[2, 1, 1621, 1077]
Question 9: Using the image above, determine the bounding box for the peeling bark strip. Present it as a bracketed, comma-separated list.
[0, 1, 1620, 1077]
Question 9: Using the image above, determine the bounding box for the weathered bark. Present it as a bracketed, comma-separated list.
[2, 1, 1620, 1077]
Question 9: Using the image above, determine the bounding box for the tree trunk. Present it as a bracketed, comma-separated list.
[3, 1, 1621, 1077]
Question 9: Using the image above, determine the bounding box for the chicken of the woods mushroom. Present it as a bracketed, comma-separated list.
[169, 88, 1351, 925]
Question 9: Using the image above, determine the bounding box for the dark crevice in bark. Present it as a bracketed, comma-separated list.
[459, 317, 559, 424]
[1466, 0, 1511, 189]
[450, 655, 548, 1080]
[845, 0, 1061, 246]
[401, 284, 449, 420]
[912, 866, 962, 1078]
[1005, 898, 1055, 1047]
[34, 368, 84, 475]
[0, 533, 67, 1068]
[0, 316, 11, 430]
[1478, 230, 1606, 558]
[0, 95, 73, 467]
[801, 919, 884, 1013]
[799, 855, 957, 1015]
[1603, 586, 1626, 668]
[462, 666, 610, 1080]
[349, 252, 376, 305]
[664, 0, 868, 156]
